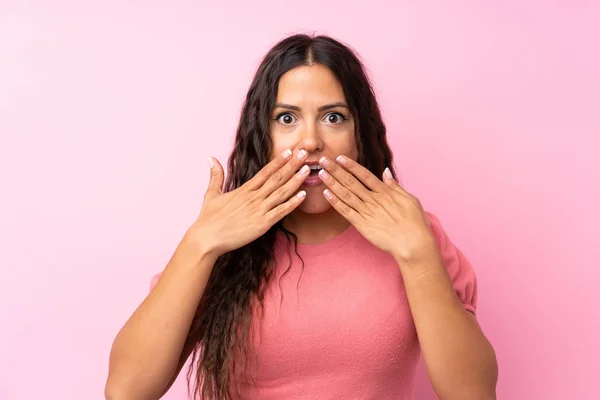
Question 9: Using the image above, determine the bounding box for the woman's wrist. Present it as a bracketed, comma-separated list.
[177, 227, 220, 269]
[393, 235, 440, 270]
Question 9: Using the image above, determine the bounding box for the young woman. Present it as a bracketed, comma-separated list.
[106, 34, 498, 400]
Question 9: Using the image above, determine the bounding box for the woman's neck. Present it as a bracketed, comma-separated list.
[283, 208, 351, 245]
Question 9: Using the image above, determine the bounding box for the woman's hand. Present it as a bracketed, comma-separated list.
[186, 148, 310, 259]
[318, 155, 439, 267]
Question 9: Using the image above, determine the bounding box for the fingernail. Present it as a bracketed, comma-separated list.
[319, 157, 330, 167]
[297, 149, 307, 159]
[207, 157, 214, 168]
[299, 165, 310, 175]
[336, 155, 346, 165]
[318, 169, 329, 179]
[297, 190, 306, 199]
[323, 189, 333, 199]
[384, 167, 393, 179]
[282, 149, 292, 159]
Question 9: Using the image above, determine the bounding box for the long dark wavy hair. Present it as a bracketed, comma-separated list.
[186, 34, 396, 399]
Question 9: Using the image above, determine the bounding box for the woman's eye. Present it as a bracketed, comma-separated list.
[276, 113, 296, 125]
[325, 112, 346, 124]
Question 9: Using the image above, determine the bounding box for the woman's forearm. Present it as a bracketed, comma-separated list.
[105, 234, 216, 400]
[400, 259, 498, 400]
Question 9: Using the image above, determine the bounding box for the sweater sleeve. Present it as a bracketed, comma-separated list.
[426, 212, 478, 315]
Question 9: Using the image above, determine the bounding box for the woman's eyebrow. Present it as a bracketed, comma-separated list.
[274, 102, 349, 112]
[318, 102, 349, 112]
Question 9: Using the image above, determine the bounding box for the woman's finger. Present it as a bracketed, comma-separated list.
[319, 156, 372, 201]
[318, 168, 369, 214]
[265, 190, 307, 225]
[335, 155, 388, 193]
[263, 164, 310, 211]
[204, 157, 225, 201]
[322, 189, 363, 226]
[258, 149, 308, 197]
[245, 148, 296, 191]
[381, 167, 412, 197]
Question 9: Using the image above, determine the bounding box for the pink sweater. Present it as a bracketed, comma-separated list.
[150, 212, 477, 399]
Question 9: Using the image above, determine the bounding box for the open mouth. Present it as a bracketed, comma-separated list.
[297, 163, 325, 187]
[298, 163, 323, 175]
[307, 164, 322, 176]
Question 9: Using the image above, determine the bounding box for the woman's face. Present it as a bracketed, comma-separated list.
[269, 64, 358, 214]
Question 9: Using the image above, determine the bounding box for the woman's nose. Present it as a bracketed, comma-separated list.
[298, 123, 323, 153]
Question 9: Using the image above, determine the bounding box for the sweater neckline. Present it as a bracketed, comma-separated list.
[276, 223, 363, 257]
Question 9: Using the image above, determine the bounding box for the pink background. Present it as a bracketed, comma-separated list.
[1, 1, 598, 399]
